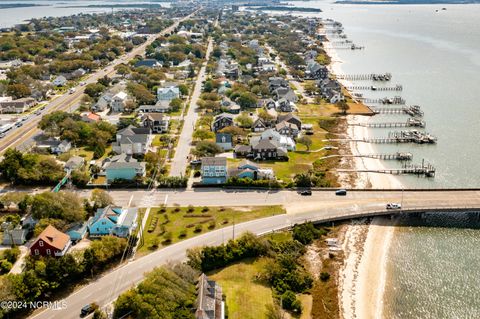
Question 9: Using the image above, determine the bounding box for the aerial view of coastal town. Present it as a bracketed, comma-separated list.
[0, 0, 479, 318]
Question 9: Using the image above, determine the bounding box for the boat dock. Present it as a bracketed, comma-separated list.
[372, 105, 424, 117]
[331, 44, 365, 50]
[322, 152, 413, 161]
[347, 85, 402, 91]
[337, 162, 436, 177]
[351, 117, 426, 128]
[336, 73, 392, 81]
[367, 130, 437, 144]
[358, 96, 405, 105]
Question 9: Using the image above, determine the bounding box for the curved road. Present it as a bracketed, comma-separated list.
[29, 189, 480, 319]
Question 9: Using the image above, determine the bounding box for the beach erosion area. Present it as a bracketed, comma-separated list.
[323, 40, 401, 318]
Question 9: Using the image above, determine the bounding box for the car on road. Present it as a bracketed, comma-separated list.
[15, 122, 23, 127]
[34, 110, 41, 116]
[300, 190, 312, 196]
[68, 88, 76, 94]
[80, 303, 98, 317]
[0, 133, 5, 138]
[80, 82, 86, 86]
[190, 159, 202, 165]
[386, 203, 402, 210]
[324, 145, 334, 150]
[335, 189, 347, 196]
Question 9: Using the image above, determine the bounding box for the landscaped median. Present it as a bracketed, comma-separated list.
[137, 205, 285, 255]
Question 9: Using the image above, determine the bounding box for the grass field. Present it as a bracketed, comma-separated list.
[209, 258, 274, 319]
[138, 205, 285, 254]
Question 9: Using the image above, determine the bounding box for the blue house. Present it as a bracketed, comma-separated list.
[201, 157, 227, 184]
[88, 206, 138, 238]
[157, 86, 180, 101]
[105, 161, 146, 182]
[66, 219, 90, 242]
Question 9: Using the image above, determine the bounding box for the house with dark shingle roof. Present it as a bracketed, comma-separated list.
[195, 273, 224, 319]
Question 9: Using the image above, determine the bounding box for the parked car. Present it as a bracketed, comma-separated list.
[335, 189, 347, 196]
[190, 159, 202, 165]
[386, 203, 402, 210]
[300, 190, 312, 196]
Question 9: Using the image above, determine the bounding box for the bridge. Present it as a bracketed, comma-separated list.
[28, 189, 480, 319]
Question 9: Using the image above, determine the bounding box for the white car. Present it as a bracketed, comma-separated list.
[386, 203, 402, 210]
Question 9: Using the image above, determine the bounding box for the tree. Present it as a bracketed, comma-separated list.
[178, 84, 188, 96]
[292, 222, 320, 245]
[297, 136, 312, 151]
[236, 92, 258, 108]
[30, 191, 85, 222]
[193, 141, 223, 157]
[235, 113, 253, 128]
[0, 149, 23, 182]
[258, 109, 274, 123]
[294, 172, 312, 188]
[127, 83, 155, 105]
[97, 75, 111, 87]
[7, 83, 31, 99]
[84, 83, 105, 99]
[90, 189, 114, 209]
[281, 290, 302, 313]
[193, 129, 214, 141]
[203, 80, 214, 93]
[169, 98, 182, 112]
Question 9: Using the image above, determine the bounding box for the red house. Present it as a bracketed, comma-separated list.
[30, 225, 71, 257]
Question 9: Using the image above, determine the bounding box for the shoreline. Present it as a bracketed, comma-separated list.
[321, 23, 402, 319]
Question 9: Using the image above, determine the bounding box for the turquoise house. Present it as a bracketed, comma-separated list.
[88, 206, 138, 238]
[105, 162, 146, 182]
[66, 219, 90, 242]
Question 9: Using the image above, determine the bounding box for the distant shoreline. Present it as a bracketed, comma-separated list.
[59, 4, 164, 9]
[336, 0, 480, 4]
[0, 3, 48, 10]
[253, 6, 322, 12]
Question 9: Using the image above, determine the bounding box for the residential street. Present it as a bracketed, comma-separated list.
[169, 37, 214, 177]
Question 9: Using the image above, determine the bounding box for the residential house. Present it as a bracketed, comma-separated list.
[2, 227, 28, 245]
[273, 87, 298, 103]
[252, 139, 288, 161]
[142, 113, 170, 133]
[113, 125, 152, 155]
[52, 75, 67, 86]
[277, 113, 302, 130]
[304, 49, 318, 61]
[88, 206, 138, 238]
[111, 91, 129, 112]
[268, 77, 289, 93]
[305, 61, 328, 80]
[66, 220, 90, 242]
[275, 121, 300, 138]
[80, 112, 101, 123]
[257, 129, 296, 151]
[261, 63, 276, 72]
[252, 118, 267, 132]
[276, 98, 295, 112]
[258, 98, 276, 109]
[0, 97, 37, 113]
[234, 144, 252, 158]
[30, 225, 71, 257]
[228, 160, 274, 180]
[92, 93, 113, 112]
[64, 156, 85, 172]
[215, 133, 233, 151]
[201, 157, 227, 184]
[134, 59, 163, 68]
[103, 154, 146, 182]
[211, 113, 234, 132]
[36, 138, 71, 154]
[157, 86, 180, 102]
[195, 274, 224, 319]
[139, 100, 171, 113]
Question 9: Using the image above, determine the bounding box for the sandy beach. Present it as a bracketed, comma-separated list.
[322, 27, 401, 319]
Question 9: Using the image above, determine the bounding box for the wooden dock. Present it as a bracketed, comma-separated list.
[336, 73, 392, 81]
[347, 85, 402, 91]
[358, 96, 405, 105]
[337, 161, 436, 177]
[350, 118, 426, 128]
[367, 130, 437, 144]
[372, 105, 424, 117]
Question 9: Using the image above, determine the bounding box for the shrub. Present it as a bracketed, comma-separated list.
[179, 229, 187, 238]
[280, 290, 302, 313]
[208, 221, 216, 230]
[187, 205, 195, 213]
[201, 206, 209, 213]
[174, 207, 181, 213]
[194, 224, 203, 233]
[222, 218, 229, 224]
[320, 272, 330, 282]
[292, 222, 320, 245]
[162, 232, 173, 244]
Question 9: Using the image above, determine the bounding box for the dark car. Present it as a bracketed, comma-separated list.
[335, 189, 347, 196]
[190, 159, 202, 166]
[300, 190, 312, 196]
[80, 303, 96, 317]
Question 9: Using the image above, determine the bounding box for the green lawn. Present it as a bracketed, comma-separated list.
[209, 258, 274, 319]
[138, 206, 285, 254]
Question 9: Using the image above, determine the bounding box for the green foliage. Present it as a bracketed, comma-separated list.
[235, 113, 253, 128]
[320, 272, 330, 282]
[84, 83, 106, 98]
[29, 191, 85, 223]
[193, 141, 223, 157]
[236, 91, 258, 108]
[7, 83, 31, 99]
[280, 290, 302, 313]
[113, 265, 198, 319]
[226, 177, 281, 188]
[292, 222, 321, 245]
[0, 149, 64, 185]
[0, 259, 13, 274]
[169, 97, 183, 112]
[156, 176, 187, 188]
[90, 189, 114, 209]
[297, 136, 312, 151]
[187, 232, 269, 272]
[127, 82, 155, 105]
